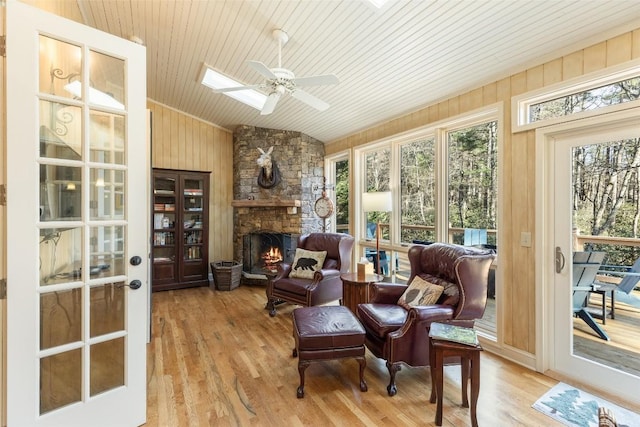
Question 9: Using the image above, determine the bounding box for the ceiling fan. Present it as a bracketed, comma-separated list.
[214, 29, 339, 115]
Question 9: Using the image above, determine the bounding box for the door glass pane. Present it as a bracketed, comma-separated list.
[39, 101, 82, 159]
[39, 35, 82, 99]
[90, 283, 124, 337]
[90, 225, 125, 277]
[89, 50, 125, 110]
[90, 111, 125, 164]
[40, 289, 82, 350]
[571, 137, 640, 377]
[90, 168, 125, 220]
[39, 227, 82, 286]
[40, 165, 82, 221]
[40, 349, 82, 415]
[400, 137, 435, 244]
[90, 337, 125, 396]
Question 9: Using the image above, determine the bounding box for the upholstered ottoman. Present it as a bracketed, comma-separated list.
[292, 305, 368, 398]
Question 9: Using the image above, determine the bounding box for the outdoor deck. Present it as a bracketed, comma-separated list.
[574, 289, 640, 377]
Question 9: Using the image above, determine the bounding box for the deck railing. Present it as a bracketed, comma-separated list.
[336, 223, 497, 246]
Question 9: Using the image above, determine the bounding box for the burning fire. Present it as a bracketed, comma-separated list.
[262, 246, 283, 273]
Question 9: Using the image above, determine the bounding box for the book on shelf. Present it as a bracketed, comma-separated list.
[429, 322, 479, 347]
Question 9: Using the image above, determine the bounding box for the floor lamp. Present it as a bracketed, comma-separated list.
[362, 191, 392, 275]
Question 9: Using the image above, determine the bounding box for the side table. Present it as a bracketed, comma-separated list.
[340, 273, 383, 313]
[429, 335, 483, 427]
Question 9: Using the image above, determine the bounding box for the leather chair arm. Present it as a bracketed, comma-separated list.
[315, 269, 341, 281]
[369, 283, 407, 304]
[412, 305, 455, 320]
[388, 305, 455, 339]
[274, 262, 292, 281]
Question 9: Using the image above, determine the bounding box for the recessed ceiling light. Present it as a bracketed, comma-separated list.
[199, 64, 266, 111]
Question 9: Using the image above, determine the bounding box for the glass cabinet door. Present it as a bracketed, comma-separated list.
[183, 177, 204, 261]
[152, 176, 176, 271]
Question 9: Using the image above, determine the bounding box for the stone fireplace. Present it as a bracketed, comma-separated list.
[232, 125, 325, 273]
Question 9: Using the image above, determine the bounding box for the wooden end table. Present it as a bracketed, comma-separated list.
[340, 273, 383, 313]
[429, 335, 483, 427]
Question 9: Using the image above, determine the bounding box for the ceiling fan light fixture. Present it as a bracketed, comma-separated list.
[199, 64, 266, 111]
[208, 29, 339, 115]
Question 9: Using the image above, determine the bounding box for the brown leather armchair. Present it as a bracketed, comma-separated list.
[266, 232, 354, 317]
[356, 242, 494, 396]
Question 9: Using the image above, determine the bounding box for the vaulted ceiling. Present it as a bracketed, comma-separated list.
[76, 0, 640, 142]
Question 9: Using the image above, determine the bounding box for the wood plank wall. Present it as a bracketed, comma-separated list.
[326, 29, 640, 356]
[148, 101, 234, 264]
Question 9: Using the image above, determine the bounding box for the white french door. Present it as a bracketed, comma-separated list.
[6, 1, 148, 425]
[543, 109, 640, 404]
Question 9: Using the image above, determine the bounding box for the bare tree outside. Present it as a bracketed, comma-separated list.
[447, 121, 498, 246]
[573, 138, 640, 265]
[400, 138, 435, 243]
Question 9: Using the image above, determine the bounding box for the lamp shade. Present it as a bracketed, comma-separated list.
[362, 191, 392, 212]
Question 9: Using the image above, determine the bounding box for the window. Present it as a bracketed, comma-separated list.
[400, 137, 435, 244]
[345, 105, 500, 335]
[325, 152, 350, 235]
[530, 76, 640, 123]
[446, 121, 498, 248]
[513, 59, 640, 131]
[364, 148, 391, 241]
[335, 157, 349, 234]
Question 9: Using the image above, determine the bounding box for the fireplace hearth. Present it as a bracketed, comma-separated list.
[243, 231, 297, 277]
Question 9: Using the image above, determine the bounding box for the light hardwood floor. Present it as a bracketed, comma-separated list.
[146, 285, 564, 426]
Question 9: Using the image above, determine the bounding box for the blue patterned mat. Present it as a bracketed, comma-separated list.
[532, 382, 640, 427]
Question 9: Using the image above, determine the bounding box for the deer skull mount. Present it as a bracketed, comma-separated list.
[257, 146, 281, 189]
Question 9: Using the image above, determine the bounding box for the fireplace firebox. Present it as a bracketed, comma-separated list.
[243, 232, 296, 276]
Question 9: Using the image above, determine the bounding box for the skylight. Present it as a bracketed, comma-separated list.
[200, 65, 266, 111]
[366, 0, 390, 8]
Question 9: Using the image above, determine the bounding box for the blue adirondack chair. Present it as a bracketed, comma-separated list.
[573, 251, 609, 341]
[590, 256, 640, 323]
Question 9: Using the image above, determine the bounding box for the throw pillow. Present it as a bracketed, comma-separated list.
[398, 276, 444, 309]
[289, 249, 327, 279]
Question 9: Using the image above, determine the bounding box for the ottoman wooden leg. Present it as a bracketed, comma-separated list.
[357, 356, 368, 392]
[297, 359, 310, 398]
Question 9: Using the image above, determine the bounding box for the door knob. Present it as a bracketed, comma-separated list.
[118, 279, 142, 290]
[128, 279, 142, 290]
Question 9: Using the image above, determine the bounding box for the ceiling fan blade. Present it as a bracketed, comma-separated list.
[248, 60, 277, 79]
[213, 84, 261, 93]
[261, 92, 280, 115]
[292, 74, 339, 87]
[291, 89, 330, 111]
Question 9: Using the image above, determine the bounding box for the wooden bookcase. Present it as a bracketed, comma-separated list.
[152, 168, 210, 291]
